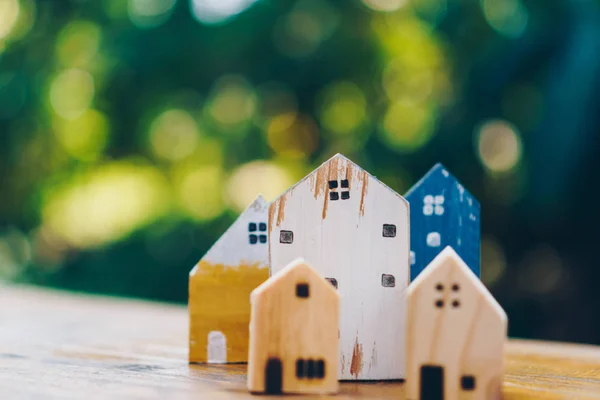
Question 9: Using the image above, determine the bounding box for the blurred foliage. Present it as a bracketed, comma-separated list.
[1, 0, 600, 344]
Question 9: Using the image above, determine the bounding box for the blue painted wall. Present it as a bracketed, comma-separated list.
[405, 164, 480, 281]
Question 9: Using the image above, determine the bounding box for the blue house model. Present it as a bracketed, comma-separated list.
[405, 164, 480, 281]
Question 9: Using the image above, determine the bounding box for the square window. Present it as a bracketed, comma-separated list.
[328, 180, 338, 189]
[259, 222, 267, 232]
[382, 224, 396, 238]
[325, 278, 338, 289]
[341, 179, 349, 188]
[330, 192, 339, 201]
[461, 375, 476, 391]
[341, 191, 350, 200]
[296, 283, 309, 298]
[259, 234, 267, 243]
[249, 234, 258, 244]
[248, 223, 257, 232]
[280, 230, 293, 244]
[382, 274, 395, 287]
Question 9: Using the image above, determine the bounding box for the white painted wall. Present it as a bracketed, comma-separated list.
[191, 195, 269, 271]
[269, 154, 410, 380]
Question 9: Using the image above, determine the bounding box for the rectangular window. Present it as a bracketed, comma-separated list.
[341, 191, 350, 200]
[249, 234, 258, 245]
[316, 360, 325, 378]
[381, 274, 395, 287]
[328, 180, 338, 189]
[296, 359, 305, 378]
[325, 277, 338, 289]
[296, 283, 309, 298]
[341, 179, 349, 188]
[382, 224, 397, 238]
[329, 192, 339, 201]
[248, 223, 257, 232]
[259, 222, 267, 231]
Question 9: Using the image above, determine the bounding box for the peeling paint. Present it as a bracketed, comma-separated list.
[341, 354, 345, 374]
[350, 337, 363, 378]
[359, 170, 369, 217]
[276, 192, 287, 227]
[345, 162, 354, 190]
[370, 343, 377, 369]
[268, 203, 276, 233]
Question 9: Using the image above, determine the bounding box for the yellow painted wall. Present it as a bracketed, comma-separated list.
[189, 260, 269, 363]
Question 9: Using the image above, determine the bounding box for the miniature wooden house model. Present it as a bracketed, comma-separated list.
[269, 153, 410, 380]
[188, 195, 270, 363]
[405, 164, 480, 281]
[248, 258, 339, 395]
[406, 246, 507, 400]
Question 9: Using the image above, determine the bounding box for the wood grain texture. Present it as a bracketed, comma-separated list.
[269, 153, 410, 380]
[1, 284, 600, 399]
[189, 196, 269, 363]
[248, 259, 339, 394]
[405, 164, 480, 281]
[406, 247, 507, 400]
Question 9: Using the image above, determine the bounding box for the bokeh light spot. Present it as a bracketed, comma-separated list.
[53, 109, 109, 161]
[190, 0, 258, 25]
[0, 0, 20, 40]
[206, 75, 257, 134]
[481, 0, 528, 38]
[477, 119, 522, 173]
[174, 164, 226, 221]
[226, 161, 295, 211]
[266, 113, 319, 159]
[362, 0, 407, 12]
[150, 109, 200, 162]
[50, 69, 95, 120]
[381, 101, 436, 152]
[42, 161, 171, 248]
[56, 21, 102, 68]
[319, 81, 367, 136]
[481, 236, 506, 286]
[128, 0, 176, 28]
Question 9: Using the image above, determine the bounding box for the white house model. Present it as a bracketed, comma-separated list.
[268, 154, 410, 380]
[406, 246, 507, 400]
[189, 195, 270, 364]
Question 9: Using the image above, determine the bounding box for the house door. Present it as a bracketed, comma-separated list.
[207, 331, 227, 363]
[420, 365, 444, 400]
[264, 358, 283, 394]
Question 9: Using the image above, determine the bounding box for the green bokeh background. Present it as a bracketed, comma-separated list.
[1, 0, 600, 344]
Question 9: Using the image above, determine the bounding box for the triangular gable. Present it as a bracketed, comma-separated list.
[190, 195, 269, 275]
[409, 246, 506, 322]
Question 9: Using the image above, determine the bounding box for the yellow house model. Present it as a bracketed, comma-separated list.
[248, 259, 340, 395]
[406, 246, 508, 400]
[188, 196, 269, 363]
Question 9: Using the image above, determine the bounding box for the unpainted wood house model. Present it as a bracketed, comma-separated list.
[405, 164, 480, 281]
[268, 153, 410, 380]
[406, 246, 507, 400]
[188, 195, 270, 363]
[248, 258, 339, 395]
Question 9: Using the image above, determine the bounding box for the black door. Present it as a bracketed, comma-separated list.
[420, 365, 444, 400]
[265, 358, 283, 394]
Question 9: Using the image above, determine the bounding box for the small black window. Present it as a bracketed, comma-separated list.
[296, 283, 309, 298]
[249, 234, 258, 244]
[382, 224, 396, 238]
[461, 375, 476, 390]
[452, 300, 460, 308]
[325, 277, 338, 289]
[296, 359, 305, 378]
[259, 234, 267, 244]
[452, 283, 460, 292]
[328, 180, 338, 189]
[382, 274, 395, 287]
[341, 179, 349, 188]
[436, 283, 444, 291]
[341, 191, 350, 200]
[259, 222, 267, 232]
[280, 230, 293, 244]
[249, 223, 257, 232]
[330, 192, 339, 201]
[306, 359, 315, 378]
[316, 359, 325, 378]
[435, 299, 444, 308]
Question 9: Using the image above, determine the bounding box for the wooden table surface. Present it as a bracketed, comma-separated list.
[1, 285, 600, 399]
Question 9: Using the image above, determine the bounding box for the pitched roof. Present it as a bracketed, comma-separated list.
[405, 163, 478, 207]
[271, 153, 408, 207]
[409, 246, 506, 323]
[251, 258, 338, 300]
